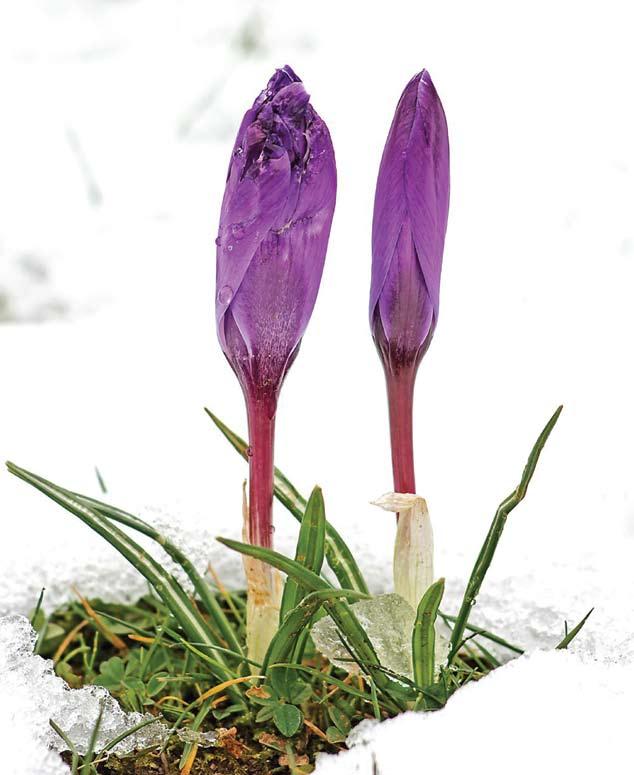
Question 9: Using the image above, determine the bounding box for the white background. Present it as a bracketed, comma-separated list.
[0, 0, 633, 620]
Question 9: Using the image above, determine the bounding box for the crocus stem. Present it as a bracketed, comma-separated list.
[245, 396, 277, 549]
[243, 395, 282, 663]
[385, 365, 417, 498]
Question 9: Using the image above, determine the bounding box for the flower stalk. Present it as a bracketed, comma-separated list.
[385, 364, 417, 497]
[370, 69, 450, 505]
[245, 396, 276, 549]
[241, 483, 282, 663]
[215, 65, 336, 660]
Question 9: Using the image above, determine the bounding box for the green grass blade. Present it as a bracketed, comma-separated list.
[448, 406, 562, 664]
[80, 701, 104, 775]
[412, 578, 445, 690]
[11, 468, 242, 658]
[439, 612, 524, 655]
[100, 717, 160, 755]
[50, 720, 79, 774]
[280, 485, 327, 621]
[206, 409, 368, 594]
[65, 490, 244, 659]
[218, 537, 331, 594]
[30, 587, 46, 626]
[556, 608, 594, 649]
[7, 462, 242, 701]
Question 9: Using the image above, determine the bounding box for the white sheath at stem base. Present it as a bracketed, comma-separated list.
[242, 484, 282, 666]
[372, 492, 434, 610]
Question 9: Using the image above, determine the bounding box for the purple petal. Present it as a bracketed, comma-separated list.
[370, 70, 449, 366]
[216, 67, 336, 398]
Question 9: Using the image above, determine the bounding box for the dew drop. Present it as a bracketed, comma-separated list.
[231, 223, 245, 240]
[226, 244, 233, 252]
[234, 146, 243, 157]
[214, 235, 222, 247]
[246, 446, 253, 457]
[217, 285, 234, 305]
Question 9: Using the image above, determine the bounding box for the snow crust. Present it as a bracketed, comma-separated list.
[0, 614, 219, 772]
[0, 615, 163, 773]
[315, 650, 634, 774]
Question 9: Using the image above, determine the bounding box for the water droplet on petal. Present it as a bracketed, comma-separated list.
[217, 285, 234, 305]
[231, 223, 245, 240]
[214, 236, 222, 247]
[246, 446, 253, 457]
[234, 146, 243, 157]
[226, 244, 233, 252]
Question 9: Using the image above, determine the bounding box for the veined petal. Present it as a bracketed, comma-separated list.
[370, 70, 449, 369]
[216, 66, 336, 399]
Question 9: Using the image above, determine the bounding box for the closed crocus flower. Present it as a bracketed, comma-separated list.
[215, 66, 336, 661]
[217, 65, 336, 411]
[370, 70, 449, 498]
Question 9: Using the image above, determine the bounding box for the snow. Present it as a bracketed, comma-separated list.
[1, 0, 633, 773]
[315, 650, 634, 774]
[0, 615, 165, 770]
[0, 614, 219, 769]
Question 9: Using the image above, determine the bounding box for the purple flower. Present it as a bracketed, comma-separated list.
[216, 65, 337, 404]
[215, 66, 336, 568]
[370, 69, 449, 374]
[370, 70, 450, 497]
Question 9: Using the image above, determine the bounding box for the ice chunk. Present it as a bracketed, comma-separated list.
[311, 593, 448, 680]
[177, 728, 218, 747]
[0, 615, 170, 758]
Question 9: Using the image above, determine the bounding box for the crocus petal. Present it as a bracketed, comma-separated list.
[376, 222, 435, 354]
[404, 71, 449, 316]
[216, 151, 291, 348]
[370, 69, 449, 369]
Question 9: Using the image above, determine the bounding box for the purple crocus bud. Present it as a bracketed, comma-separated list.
[216, 65, 336, 553]
[370, 70, 449, 498]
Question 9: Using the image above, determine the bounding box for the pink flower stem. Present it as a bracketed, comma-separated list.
[245, 395, 277, 549]
[385, 365, 417, 509]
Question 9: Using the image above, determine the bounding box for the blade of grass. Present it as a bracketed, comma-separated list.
[47, 484, 244, 660]
[448, 406, 562, 664]
[556, 608, 594, 649]
[30, 588, 45, 627]
[6, 462, 243, 704]
[53, 620, 89, 663]
[100, 717, 162, 755]
[206, 409, 368, 594]
[438, 612, 524, 655]
[473, 639, 501, 669]
[72, 586, 127, 651]
[50, 720, 79, 774]
[218, 537, 332, 594]
[280, 485, 327, 621]
[412, 579, 445, 692]
[80, 701, 104, 775]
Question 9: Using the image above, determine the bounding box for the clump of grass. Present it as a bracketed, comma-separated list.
[11, 407, 591, 774]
